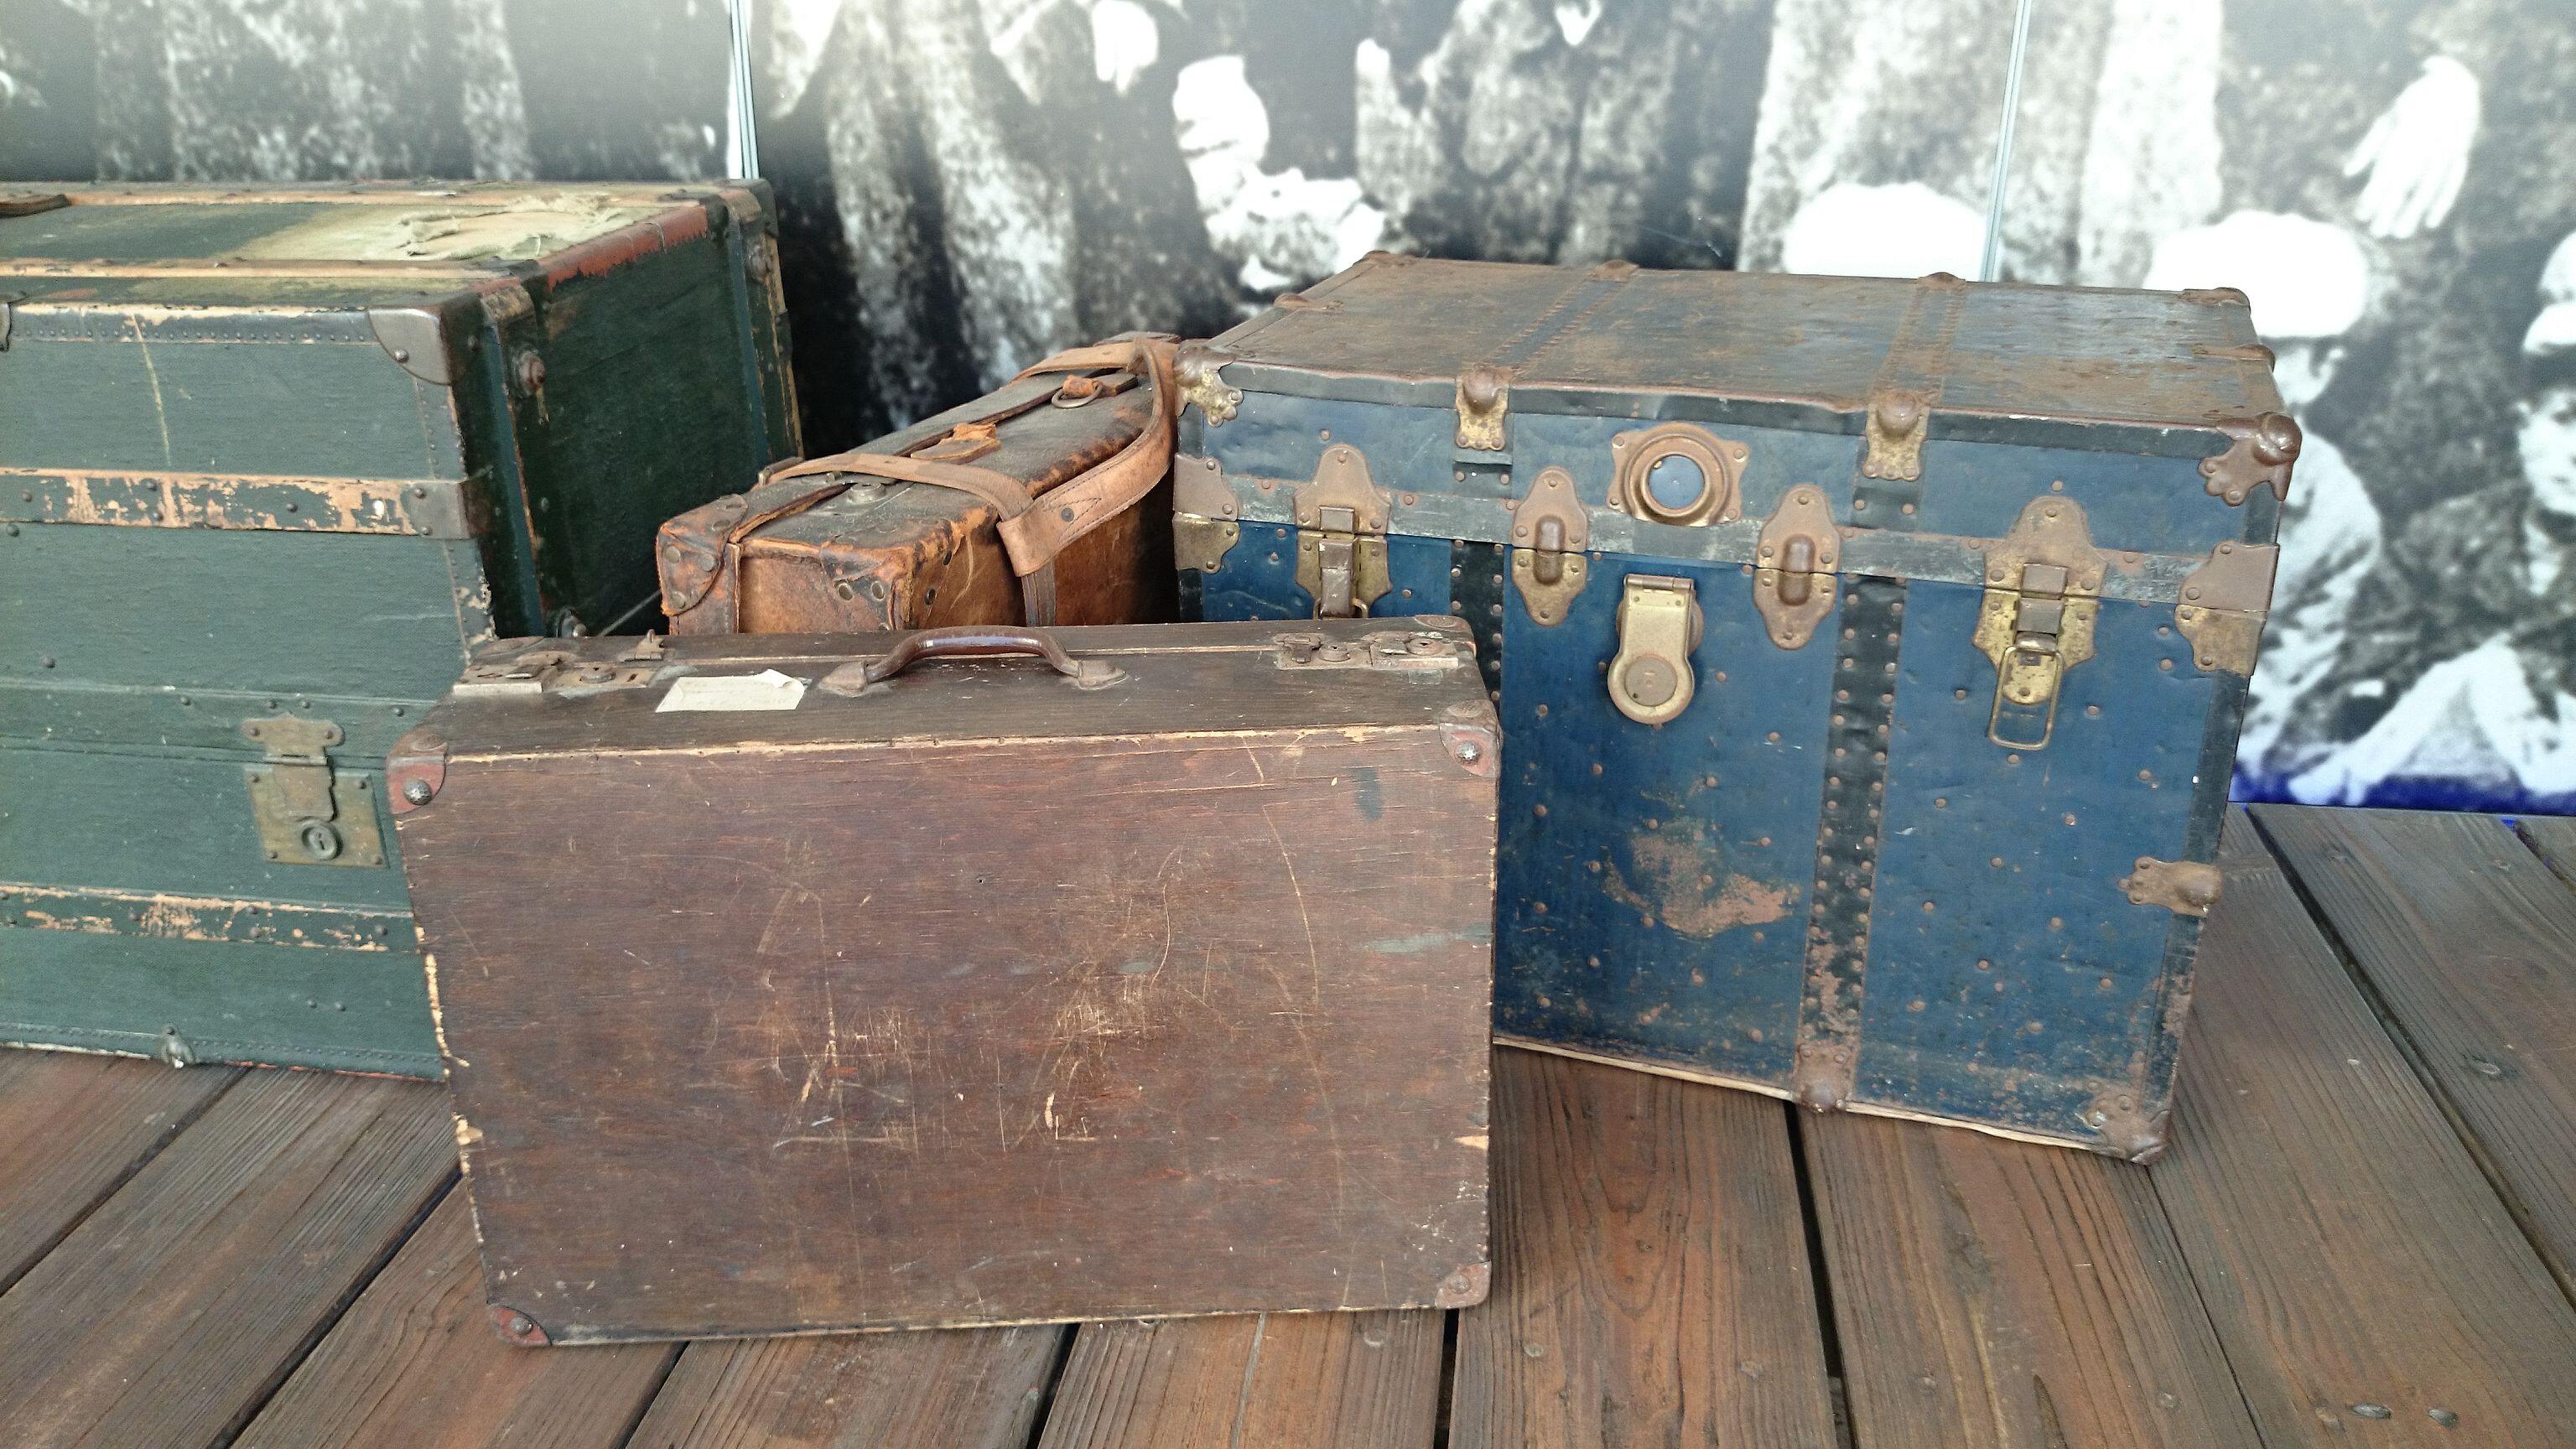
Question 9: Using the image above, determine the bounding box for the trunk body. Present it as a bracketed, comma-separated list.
[391, 620, 1498, 1342]
[1176, 256, 2292, 1158]
[0, 184, 797, 1077]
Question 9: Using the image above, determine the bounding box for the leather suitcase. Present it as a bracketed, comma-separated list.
[1173, 255, 2295, 1159]
[387, 618, 1498, 1343]
[657, 336, 1178, 635]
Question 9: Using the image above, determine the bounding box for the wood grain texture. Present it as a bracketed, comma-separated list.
[234, 1190, 673, 1449]
[2520, 814, 2576, 889]
[1036, 1311, 1441, 1449]
[630, 1326, 1064, 1449]
[397, 619, 1498, 1341]
[2257, 806, 2576, 1296]
[0, 1052, 236, 1290]
[1803, 1110, 2259, 1449]
[0, 1069, 453, 1449]
[1447, 1047, 1833, 1449]
[2146, 813, 2576, 1445]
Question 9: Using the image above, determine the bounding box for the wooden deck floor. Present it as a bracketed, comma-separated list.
[5, 806, 2575, 1448]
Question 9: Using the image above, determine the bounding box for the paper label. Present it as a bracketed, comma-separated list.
[657, 670, 808, 713]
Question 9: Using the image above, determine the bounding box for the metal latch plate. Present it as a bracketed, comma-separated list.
[1608, 574, 1704, 725]
[1293, 445, 1392, 618]
[240, 714, 385, 870]
[1274, 629, 1469, 671]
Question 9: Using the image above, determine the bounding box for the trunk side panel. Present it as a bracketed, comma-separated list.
[1496, 551, 1835, 1084]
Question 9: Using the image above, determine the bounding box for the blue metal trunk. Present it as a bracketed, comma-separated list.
[1172, 257, 2294, 1157]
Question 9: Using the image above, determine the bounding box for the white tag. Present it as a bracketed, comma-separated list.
[657, 670, 807, 713]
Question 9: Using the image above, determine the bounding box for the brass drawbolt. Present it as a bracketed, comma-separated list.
[1608, 574, 1704, 725]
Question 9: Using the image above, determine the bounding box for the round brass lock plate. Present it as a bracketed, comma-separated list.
[1611, 423, 1747, 526]
[1621, 657, 1680, 709]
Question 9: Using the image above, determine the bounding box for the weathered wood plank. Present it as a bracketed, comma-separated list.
[1036, 1311, 1441, 1449]
[2144, 812, 2576, 1444]
[2513, 813, 2576, 891]
[234, 1189, 672, 1449]
[1803, 1109, 2262, 1449]
[630, 1325, 1066, 1449]
[0, 1051, 236, 1290]
[0, 1069, 453, 1449]
[2257, 805, 2576, 1296]
[1448, 1046, 1834, 1449]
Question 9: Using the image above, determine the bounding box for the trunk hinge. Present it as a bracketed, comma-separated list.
[1507, 465, 1591, 626]
[1171, 454, 1241, 575]
[1752, 485, 1840, 648]
[1972, 497, 2105, 750]
[242, 714, 387, 870]
[1294, 444, 1391, 618]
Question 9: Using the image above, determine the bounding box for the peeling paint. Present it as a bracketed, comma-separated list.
[1602, 829, 1794, 939]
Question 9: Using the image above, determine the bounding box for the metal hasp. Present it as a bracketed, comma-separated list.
[1171, 454, 1240, 574]
[1294, 444, 1391, 618]
[1862, 387, 1929, 480]
[1273, 627, 1470, 672]
[1972, 496, 2104, 750]
[1611, 423, 1745, 526]
[1753, 485, 1840, 648]
[240, 714, 385, 870]
[1607, 574, 1704, 725]
[1455, 365, 1510, 451]
[1508, 465, 1592, 625]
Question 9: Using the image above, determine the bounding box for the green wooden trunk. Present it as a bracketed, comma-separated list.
[0, 183, 798, 1076]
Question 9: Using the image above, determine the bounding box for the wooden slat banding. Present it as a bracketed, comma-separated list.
[1036, 1311, 1441, 1449]
[2145, 813, 2576, 1444]
[0, 1052, 236, 1290]
[2257, 806, 2576, 1296]
[1804, 1111, 2260, 1448]
[234, 1190, 673, 1449]
[1447, 1047, 1834, 1448]
[0, 1071, 453, 1449]
[630, 1326, 1067, 1449]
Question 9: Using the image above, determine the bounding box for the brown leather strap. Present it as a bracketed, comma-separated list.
[692, 336, 1177, 628]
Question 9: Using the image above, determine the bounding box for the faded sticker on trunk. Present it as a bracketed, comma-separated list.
[657, 670, 807, 712]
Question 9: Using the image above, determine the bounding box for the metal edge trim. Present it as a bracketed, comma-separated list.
[0, 467, 474, 537]
[0, 882, 418, 951]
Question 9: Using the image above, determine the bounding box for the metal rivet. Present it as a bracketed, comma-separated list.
[402, 778, 435, 806]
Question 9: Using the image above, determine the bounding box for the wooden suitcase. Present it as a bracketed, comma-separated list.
[1175, 256, 2295, 1159]
[387, 619, 1498, 1342]
[0, 183, 796, 1077]
[657, 336, 1177, 635]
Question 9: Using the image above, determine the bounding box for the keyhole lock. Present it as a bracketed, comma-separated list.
[1608, 574, 1705, 725]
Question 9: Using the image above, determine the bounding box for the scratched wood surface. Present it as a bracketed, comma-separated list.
[1447, 1047, 1836, 1449]
[2256, 807, 2576, 1298]
[0, 1049, 236, 1290]
[5, 806, 2576, 1447]
[2139, 812, 2576, 1445]
[1036, 1311, 1444, 1449]
[397, 619, 1498, 1341]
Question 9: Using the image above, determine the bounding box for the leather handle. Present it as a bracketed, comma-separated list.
[860, 626, 1122, 688]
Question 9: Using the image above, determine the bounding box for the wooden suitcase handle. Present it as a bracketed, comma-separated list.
[860, 626, 1123, 688]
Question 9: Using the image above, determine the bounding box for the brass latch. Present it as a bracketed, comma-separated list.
[1294, 445, 1391, 618]
[1972, 496, 2105, 750]
[1608, 574, 1704, 725]
[1752, 485, 1839, 648]
[242, 714, 386, 870]
[1507, 465, 1592, 626]
[1455, 365, 1510, 451]
[1273, 629, 1468, 671]
[1975, 562, 2097, 749]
